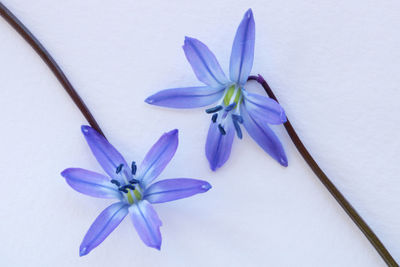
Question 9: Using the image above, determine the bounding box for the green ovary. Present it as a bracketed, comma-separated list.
[127, 188, 142, 204]
[223, 85, 242, 107]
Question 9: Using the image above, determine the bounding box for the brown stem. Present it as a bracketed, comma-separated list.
[248, 74, 398, 266]
[0, 2, 105, 137]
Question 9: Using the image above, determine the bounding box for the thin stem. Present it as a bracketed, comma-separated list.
[0, 2, 105, 137]
[248, 74, 398, 266]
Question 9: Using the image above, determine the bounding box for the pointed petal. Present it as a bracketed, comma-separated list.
[205, 120, 235, 171]
[79, 202, 129, 256]
[138, 129, 179, 187]
[229, 9, 255, 86]
[183, 37, 229, 88]
[129, 200, 162, 250]
[145, 86, 224, 108]
[81, 125, 129, 183]
[243, 90, 287, 124]
[144, 178, 211, 203]
[61, 168, 122, 199]
[241, 104, 288, 166]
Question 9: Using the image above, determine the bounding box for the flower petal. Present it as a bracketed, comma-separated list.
[138, 129, 179, 187]
[241, 103, 288, 166]
[144, 178, 212, 204]
[61, 168, 122, 199]
[183, 36, 229, 88]
[243, 90, 287, 124]
[145, 86, 224, 108]
[205, 120, 235, 171]
[129, 200, 162, 250]
[81, 125, 130, 183]
[229, 9, 255, 86]
[79, 202, 129, 256]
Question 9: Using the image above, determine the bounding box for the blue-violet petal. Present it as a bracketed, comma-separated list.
[79, 202, 129, 256]
[144, 178, 211, 203]
[62, 168, 122, 199]
[145, 86, 224, 108]
[229, 9, 255, 86]
[129, 200, 162, 250]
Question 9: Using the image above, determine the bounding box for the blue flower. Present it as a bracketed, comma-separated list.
[61, 126, 211, 255]
[145, 9, 288, 171]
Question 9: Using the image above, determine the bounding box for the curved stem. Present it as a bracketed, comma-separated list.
[248, 74, 398, 266]
[0, 2, 105, 137]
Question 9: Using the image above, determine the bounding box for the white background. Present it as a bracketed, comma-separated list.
[0, 0, 399, 266]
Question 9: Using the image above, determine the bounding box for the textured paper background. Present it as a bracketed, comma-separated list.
[0, 0, 399, 266]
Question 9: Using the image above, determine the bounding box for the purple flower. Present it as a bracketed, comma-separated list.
[145, 9, 288, 171]
[61, 126, 211, 255]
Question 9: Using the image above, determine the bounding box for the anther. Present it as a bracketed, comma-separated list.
[232, 114, 243, 124]
[110, 179, 120, 186]
[129, 179, 140, 184]
[131, 161, 137, 175]
[225, 103, 236, 112]
[116, 164, 124, 174]
[118, 188, 128, 193]
[206, 105, 223, 114]
[218, 124, 226, 135]
[125, 185, 136, 190]
[233, 119, 243, 139]
[120, 184, 135, 191]
[211, 113, 218, 123]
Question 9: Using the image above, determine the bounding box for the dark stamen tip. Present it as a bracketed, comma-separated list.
[206, 105, 223, 114]
[118, 187, 128, 193]
[218, 124, 226, 135]
[126, 185, 135, 190]
[131, 161, 137, 175]
[110, 179, 121, 186]
[129, 179, 140, 184]
[116, 164, 124, 174]
[232, 114, 243, 124]
[233, 119, 243, 139]
[211, 113, 218, 123]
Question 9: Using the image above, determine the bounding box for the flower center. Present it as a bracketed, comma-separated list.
[111, 162, 142, 204]
[205, 85, 244, 138]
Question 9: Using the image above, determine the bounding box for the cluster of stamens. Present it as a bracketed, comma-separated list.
[205, 102, 244, 139]
[110, 162, 139, 193]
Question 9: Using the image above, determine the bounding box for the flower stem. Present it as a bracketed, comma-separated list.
[0, 2, 105, 138]
[248, 74, 398, 266]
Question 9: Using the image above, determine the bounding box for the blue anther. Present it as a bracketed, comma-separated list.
[129, 178, 140, 184]
[120, 184, 135, 191]
[233, 119, 243, 139]
[110, 179, 120, 186]
[116, 164, 124, 174]
[125, 185, 135, 190]
[225, 103, 236, 112]
[206, 105, 223, 114]
[118, 187, 128, 193]
[218, 124, 226, 135]
[211, 113, 218, 123]
[232, 114, 243, 124]
[131, 161, 137, 175]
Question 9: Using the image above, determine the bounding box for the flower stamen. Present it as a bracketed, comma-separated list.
[129, 178, 140, 184]
[232, 114, 243, 124]
[131, 161, 137, 175]
[225, 103, 236, 112]
[233, 118, 243, 139]
[218, 124, 226, 135]
[211, 113, 218, 123]
[116, 164, 124, 174]
[206, 105, 223, 114]
[110, 179, 120, 186]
